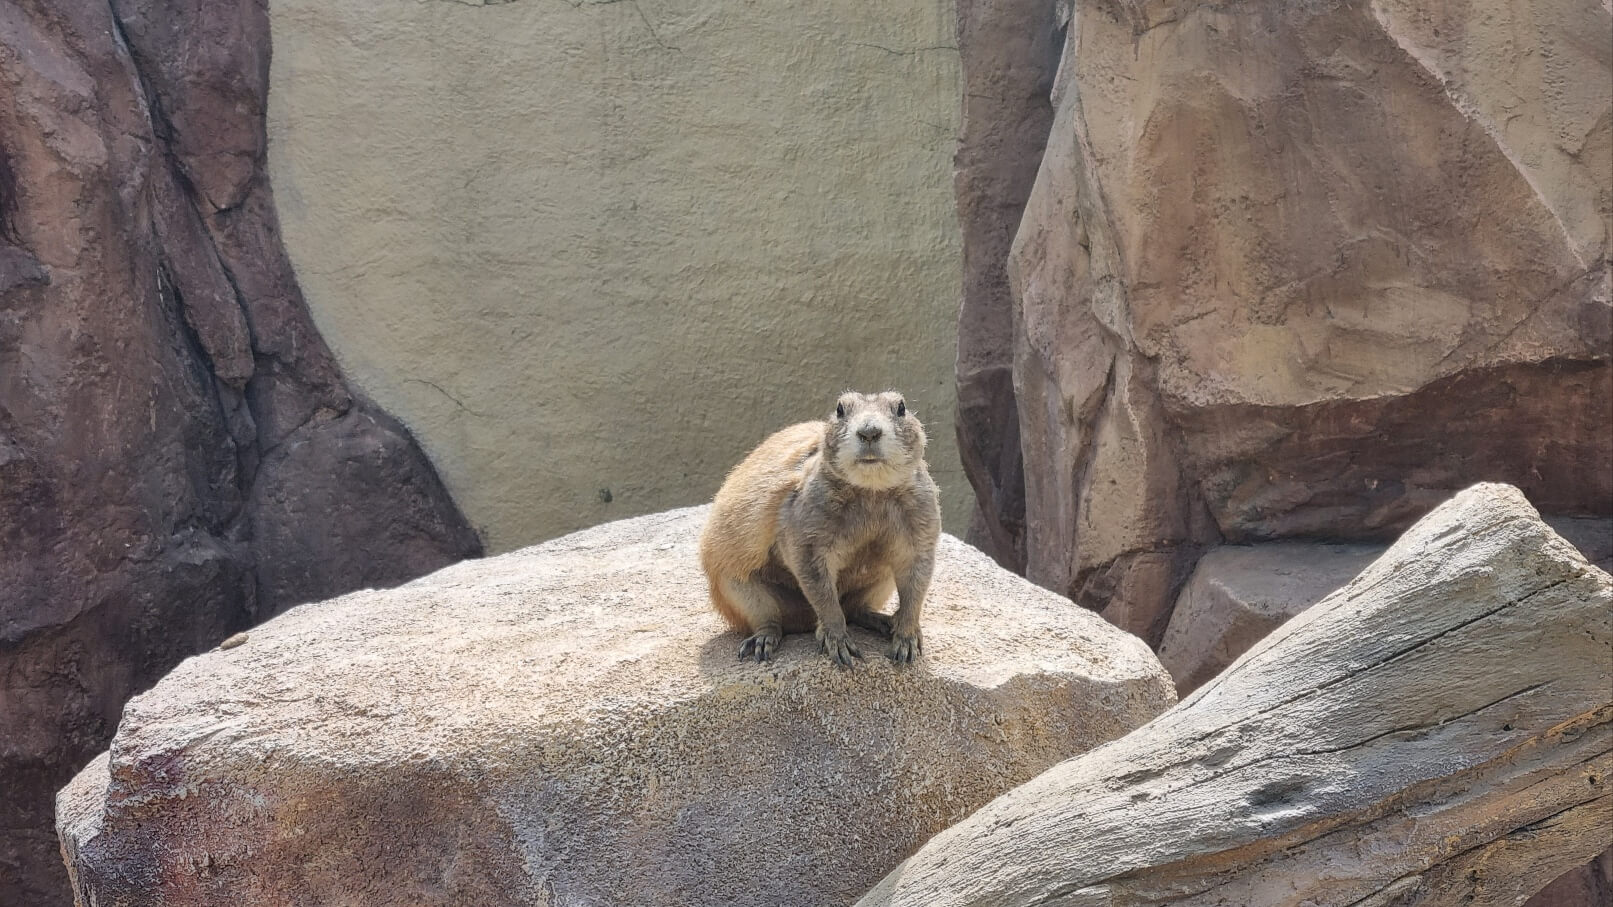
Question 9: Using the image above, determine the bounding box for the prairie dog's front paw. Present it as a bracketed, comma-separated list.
[888, 630, 922, 664]
[816, 626, 863, 667]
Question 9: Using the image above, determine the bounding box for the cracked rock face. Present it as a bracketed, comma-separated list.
[56, 507, 1176, 907]
[956, 0, 1612, 644]
[0, 1, 480, 902]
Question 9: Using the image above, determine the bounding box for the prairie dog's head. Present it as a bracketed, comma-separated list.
[823, 390, 926, 490]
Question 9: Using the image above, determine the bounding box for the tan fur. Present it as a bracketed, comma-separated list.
[700, 421, 824, 631]
[699, 391, 942, 665]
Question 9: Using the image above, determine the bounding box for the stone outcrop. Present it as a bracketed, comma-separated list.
[857, 483, 1613, 907]
[954, 0, 1612, 646]
[0, 1, 480, 902]
[56, 507, 1176, 907]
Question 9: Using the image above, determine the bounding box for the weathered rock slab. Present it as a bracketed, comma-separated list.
[857, 484, 1613, 907]
[57, 506, 1176, 907]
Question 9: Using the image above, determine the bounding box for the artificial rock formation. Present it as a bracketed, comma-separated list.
[858, 483, 1613, 907]
[1157, 518, 1613, 699]
[955, 0, 1613, 644]
[57, 507, 1176, 907]
[0, 1, 479, 902]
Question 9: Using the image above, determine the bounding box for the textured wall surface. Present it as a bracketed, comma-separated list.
[266, 0, 968, 552]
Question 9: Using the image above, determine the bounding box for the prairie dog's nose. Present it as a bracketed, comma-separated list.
[857, 424, 883, 443]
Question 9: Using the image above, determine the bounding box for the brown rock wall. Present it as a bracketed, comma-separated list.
[0, 1, 479, 902]
[957, 0, 1612, 644]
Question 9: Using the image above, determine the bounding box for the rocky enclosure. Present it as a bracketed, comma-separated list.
[0, 1, 479, 902]
[955, 0, 1613, 645]
[56, 507, 1176, 907]
[858, 484, 1613, 907]
[950, 1, 1612, 897]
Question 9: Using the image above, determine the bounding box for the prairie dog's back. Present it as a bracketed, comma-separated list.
[699, 421, 824, 588]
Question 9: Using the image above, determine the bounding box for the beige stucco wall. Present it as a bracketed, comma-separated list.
[266, 0, 965, 553]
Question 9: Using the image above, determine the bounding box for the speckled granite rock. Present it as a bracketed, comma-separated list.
[57, 506, 1175, 907]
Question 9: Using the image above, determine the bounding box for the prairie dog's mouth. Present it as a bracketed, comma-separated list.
[855, 454, 884, 464]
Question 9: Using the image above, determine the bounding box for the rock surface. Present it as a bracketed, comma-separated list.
[266, 0, 971, 550]
[0, 1, 479, 902]
[955, 0, 1613, 644]
[857, 483, 1613, 906]
[1157, 522, 1613, 901]
[56, 507, 1176, 907]
[1156, 541, 1383, 695]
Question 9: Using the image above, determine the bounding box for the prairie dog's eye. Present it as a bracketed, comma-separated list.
[835, 402, 845, 419]
[896, 400, 906, 418]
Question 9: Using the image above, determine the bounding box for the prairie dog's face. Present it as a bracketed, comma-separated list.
[824, 391, 926, 490]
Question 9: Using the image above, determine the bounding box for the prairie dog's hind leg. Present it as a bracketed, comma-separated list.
[720, 576, 787, 662]
[842, 577, 897, 638]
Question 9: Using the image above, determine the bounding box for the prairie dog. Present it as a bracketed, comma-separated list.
[699, 391, 941, 666]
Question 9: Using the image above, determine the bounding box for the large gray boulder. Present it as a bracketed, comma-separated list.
[858, 484, 1613, 907]
[57, 507, 1175, 907]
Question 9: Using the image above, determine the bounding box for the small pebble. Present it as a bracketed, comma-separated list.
[218, 632, 249, 651]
